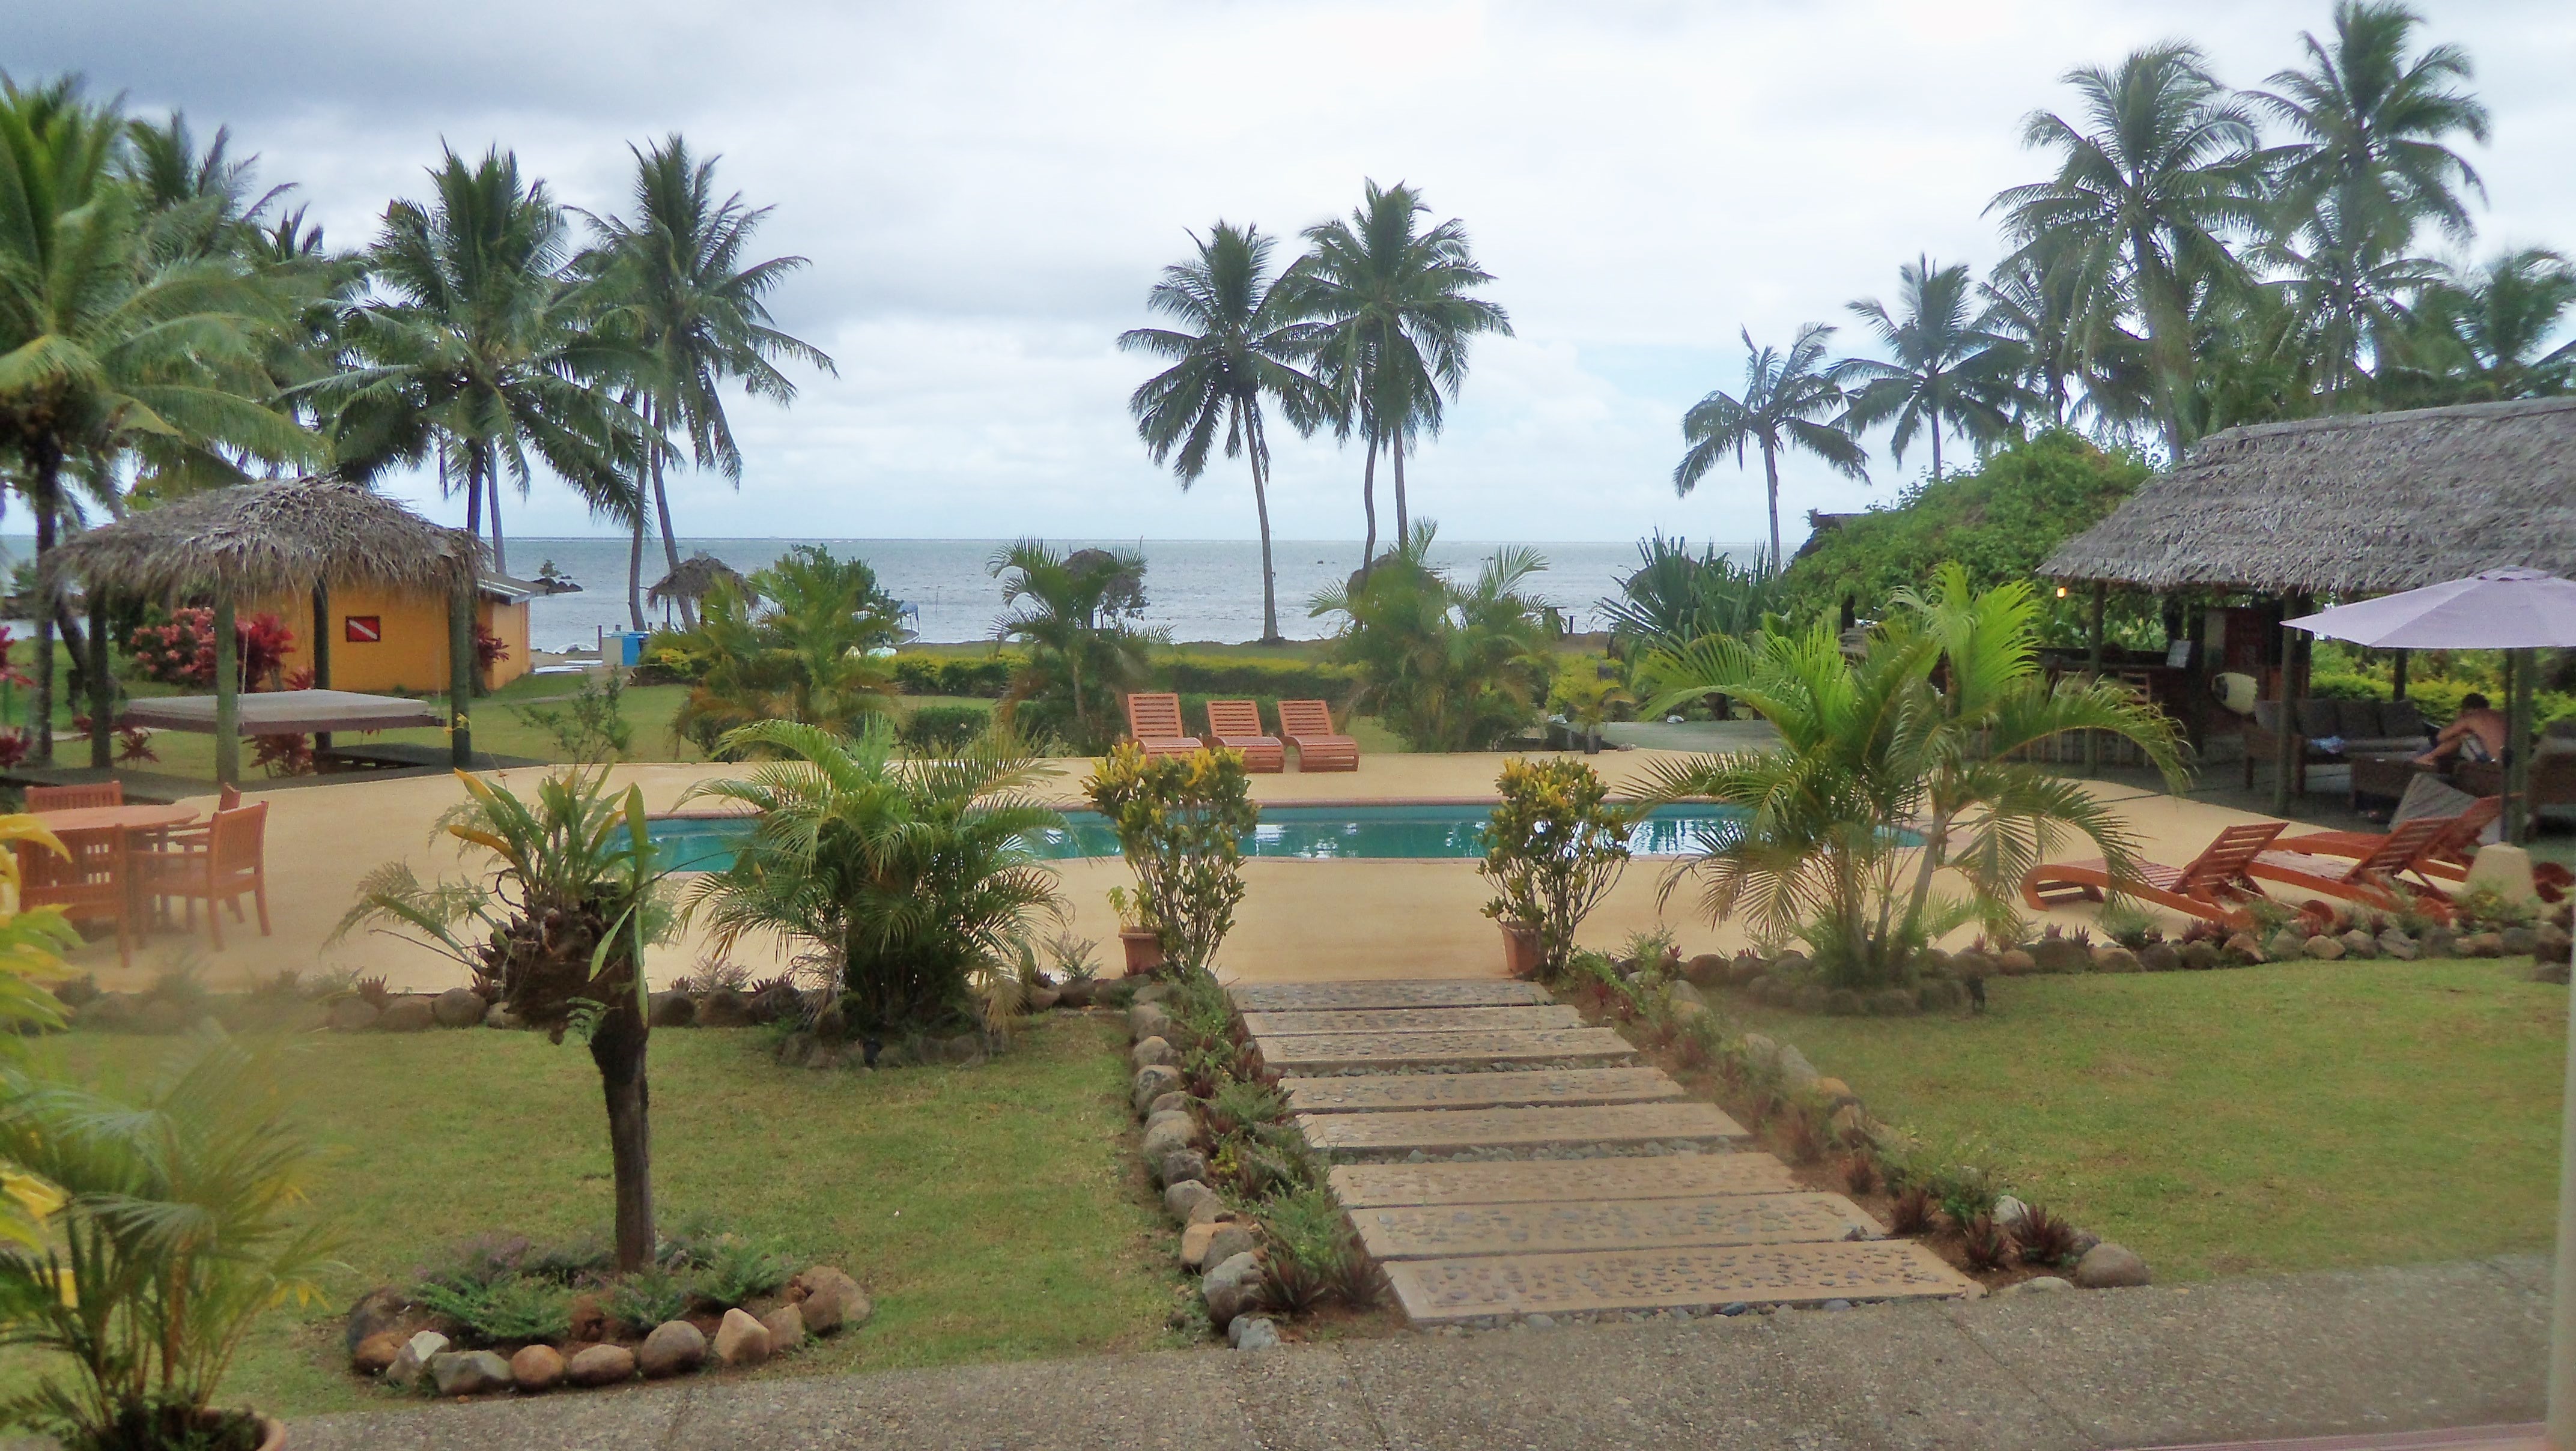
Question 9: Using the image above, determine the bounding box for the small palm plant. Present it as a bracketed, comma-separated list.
[684, 719, 1066, 1037]
[0, 1037, 333, 1451]
[1636, 565, 2184, 990]
[335, 769, 670, 1270]
[669, 547, 903, 752]
[1308, 521, 1555, 752]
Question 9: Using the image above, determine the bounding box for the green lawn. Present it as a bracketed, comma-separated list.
[1736, 957, 2565, 1280]
[2, 1013, 1174, 1418]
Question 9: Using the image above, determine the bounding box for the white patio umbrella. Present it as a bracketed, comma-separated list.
[2291, 566, 2576, 1446]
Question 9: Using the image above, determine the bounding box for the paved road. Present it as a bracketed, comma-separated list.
[290, 1255, 2547, 1450]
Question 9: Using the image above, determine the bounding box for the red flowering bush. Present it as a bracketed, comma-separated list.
[127, 610, 297, 691]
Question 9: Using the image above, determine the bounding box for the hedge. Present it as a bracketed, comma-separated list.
[887, 650, 1357, 703]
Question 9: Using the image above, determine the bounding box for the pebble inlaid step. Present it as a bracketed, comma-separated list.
[1281, 1067, 1685, 1115]
[1241, 1005, 1585, 1037]
[1330, 1154, 1805, 1208]
[1295, 1101, 1748, 1156]
[1349, 1192, 1880, 1261]
[1253, 1027, 1635, 1073]
[1384, 1241, 1977, 1324]
[1229, 980, 1552, 1012]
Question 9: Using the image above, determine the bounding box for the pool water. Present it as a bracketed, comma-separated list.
[649, 801, 1748, 872]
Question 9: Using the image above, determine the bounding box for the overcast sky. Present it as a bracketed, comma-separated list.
[18, 1, 2575, 545]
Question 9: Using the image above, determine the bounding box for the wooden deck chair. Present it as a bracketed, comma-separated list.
[2022, 821, 2285, 929]
[2273, 796, 2501, 885]
[1277, 700, 1359, 772]
[139, 801, 270, 950]
[26, 781, 123, 813]
[18, 828, 132, 968]
[2244, 815, 2453, 910]
[1121, 693, 1201, 760]
[1201, 700, 1284, 772]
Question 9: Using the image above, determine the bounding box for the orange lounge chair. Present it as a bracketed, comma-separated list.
[1121, 693, 1202, 760]
[1201, 700, 1284, 772]
[26, 781, 123, 812]
[2244, 814, 2454, 911]
[1277, 699, 1359, 772]
[2272, 796, 2501, 885]
[2022, 821, 2285, 929]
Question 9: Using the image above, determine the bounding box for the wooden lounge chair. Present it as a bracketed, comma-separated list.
[2021, 821, 2285, 929]
[1277, 700, 1359, 772]
[1201, 700, 1285, 772]
[1121, 693, 1201, 760]
[2272, 796, 2501, 885]
[26, 781, 122, 813]
[2244, 815, 2454, 910]
[138, 801, 270, 950]
[17, 827, 132, 968]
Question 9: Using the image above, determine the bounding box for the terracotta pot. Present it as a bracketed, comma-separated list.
[1118, 928, 1165, 976]
[1499, 921, 1545, 980]
[256, 1416, 287, 1451]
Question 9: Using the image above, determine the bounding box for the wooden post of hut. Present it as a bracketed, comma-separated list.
[2509, 647, 2536, 843]
[212, 597, 240, 788]
[448, 579, 475, 769]
[311, 582, 333, 754]
[85, 593, 111, 771]
[2084, 583, 2107, 773]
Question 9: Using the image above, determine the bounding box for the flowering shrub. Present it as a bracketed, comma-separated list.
[126, 610, 297, 691]
[1479, 757, 1636, 979]
[252, 733, 314, 777]
[475, 625, 508, 674]
[1084, 744, 1258, 977]
[68, 716, 159, 765]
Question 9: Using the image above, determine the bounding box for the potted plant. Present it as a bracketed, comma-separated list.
[1479, 756, 1637, 980]
[1108, 885, 1165, 975]
[1550, 661, 1634, 756]
[1498, 917, 1546, 978]
[1087, 744, 1259, 978]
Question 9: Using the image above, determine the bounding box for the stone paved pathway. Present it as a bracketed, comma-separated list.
[1235, 978, 1976, 1326]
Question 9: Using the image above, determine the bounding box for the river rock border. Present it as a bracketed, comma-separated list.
[1124, 983, 1283, 1353]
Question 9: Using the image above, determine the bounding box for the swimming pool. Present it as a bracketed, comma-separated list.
[648, 801, 1749, 871]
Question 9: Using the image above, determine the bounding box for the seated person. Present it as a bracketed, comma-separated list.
[2416, 693, 2508, 767]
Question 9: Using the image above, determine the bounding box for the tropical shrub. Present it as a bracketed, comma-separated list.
[0, 814, 77, 1250]
[512, 671, 634, 764]
[1598, 534, 1786, 653]
[0, 1037, 332, 1451]
[1548, 659, 1633, 748]
[1309, 522, 1554, 751]
[684, 719, 1065, 1036]
[1478, 757, 1635, 978]
[335, 769, 672, 1270]
[1639, 565, 2186, 990]
[667, 546, 904, 753]
[890, 653, 1018, 697]
[125, 608, 297, 691]
[1085, 743, 1258, 976]
[990, 541, 1159, 753]
[898, 701, 993, 756]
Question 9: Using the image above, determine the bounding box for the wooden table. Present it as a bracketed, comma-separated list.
[25, 805, 202, 925]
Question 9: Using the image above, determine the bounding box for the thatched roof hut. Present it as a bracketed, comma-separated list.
[43, 477, 481, 601]
[2043, 397, 2576, 595]
[648, 553, 748, 607]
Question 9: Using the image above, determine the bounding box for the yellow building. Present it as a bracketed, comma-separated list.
[250, 574, 536, 694]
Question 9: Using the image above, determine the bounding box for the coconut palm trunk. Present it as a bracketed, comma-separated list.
[1249, 416, 1281, 644]
[1359, 430, 1380, 574]
[28, 459, 59, 762]
[1391, 430, 1408, 542]
[648, 402, 692, 628]
[589, 1000, 656, 1272]
[626, 512, 647, 629]
[487, 473, 508, 575]
[1759, 438, 1783, 572]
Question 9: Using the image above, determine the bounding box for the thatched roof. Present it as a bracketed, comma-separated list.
[648, 553, 747, 605]
[43, 477, 479, 600]
[2043, 397, 2576, 596]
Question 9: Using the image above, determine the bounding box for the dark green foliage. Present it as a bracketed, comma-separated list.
[695, 1235, 797, 1310]
[1776, 432, 2151, 643]
[512, 671, 633, 764]
[1204, 1080, 1286, 1138]
[891, 654, 1016, 697]
[1309, 524, 1555, 751]
[416, 1274, 574, 1346]
[1931, 1161, 2002, 1226]
[898, 702, 993, 755]
[1598, 535, 1785, 652]
[1259, 1186, 1370, 1314]
[605, 1265, 694, 1331]
[2016, 1202, 2080, 1267]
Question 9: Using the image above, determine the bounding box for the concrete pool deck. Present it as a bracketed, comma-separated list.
[70, 751, 2347, 993]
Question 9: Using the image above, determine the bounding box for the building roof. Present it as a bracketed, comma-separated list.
[647, 553, 747, 605]
[2041, 396, 2576, 596]
[44, 477, 479, 601]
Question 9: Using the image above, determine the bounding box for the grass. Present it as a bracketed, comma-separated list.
[0, 1013, 1174, 1418]
[1735, 956, 2565, 1280]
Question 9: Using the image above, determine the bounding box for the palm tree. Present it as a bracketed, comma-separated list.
[669, 545, 902, 753]
[585, 136, 833, 631]
[1836, 256, 2022, 482]
[2404, 249, 2576, 399]
[319, 146, 642, 573]
[684, 718, 1065, 1036]
[1285, 180, 1511, 563]
[1307, 521, 1554, 752]
[1120, 222, 1323, 644]
[1991, 42, 2260, 455]
[2250, 2, 2488, 247]
[1674, 324, 1869, 572]
[1636, 565, 2184, 990]
[2256, 192, 2441, 405]
[0, 79, 316, 761]
[989, 540, 1156, 752]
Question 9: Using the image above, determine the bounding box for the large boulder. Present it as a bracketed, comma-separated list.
[1132, 1065, 1184, 1116]
[344, 1285, 406, 1354]
[431, 988, 487, 1028]
[1773, 1044, 1821, 1092]
[2091, 947, 2141, 974]
[713, 1307, 771, 1367]
[1158, 1148, 1210, 1188]
[2378, 930, 2421, 962]
[759, 1301, 807, 1355]
[2501, 925, 2541, 957]
[509, 1344, 564, 1393]
[1202, 1250, 1264, 1327]
[2222, 932, 2267, 964]
[1230, 1315, 1281, 1350]
[428, 1349, 512, 1397]
[1141, 1113, 1196, 1165]
[564, 1343, 636, 1388]
[2303, 935, 2346, 960]
[1129, 1002, 1172, 1041]
[639, 1319, 706, 1378]
[648, 992, 698, 1028]
[1183, 1220, 1259, 1273]
[2336, 929, 2379, 960]
[1131, 1035, 1175, 1070]
[1996, 948, 2038, 977]
[791, 1266, 870, 1334]
[2073, 1242, 2151, 1289]
[1165, 1180, 1220, 1224]
[697, 988, 755, 1028]
[378, 997, 437, 1033]
[2179, 941, 2222, 971]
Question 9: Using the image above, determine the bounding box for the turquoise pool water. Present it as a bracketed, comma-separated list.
[649, 801, 1748, 872]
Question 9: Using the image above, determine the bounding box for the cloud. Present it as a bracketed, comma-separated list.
[19, 0, 2573, 546]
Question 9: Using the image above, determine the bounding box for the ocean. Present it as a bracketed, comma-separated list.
[497, 537, 1762, 652]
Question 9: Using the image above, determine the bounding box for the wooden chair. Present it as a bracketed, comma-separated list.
[26, 781, 123, 813]
[17, 828, 132, 968]
[1120, 693, 1201, 760]
[2274, 796, 2501, 885]
[2244, 816, 2455, 912]
[2022, 821, 2284, 930]
[1201, 700, 1284, 772]
[150, 784, 242, 853]
[138, 801, 270, 950]
[1277, 700, 1359, 772]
